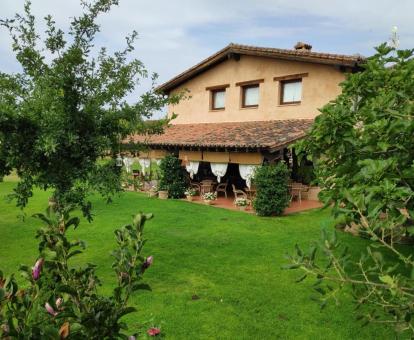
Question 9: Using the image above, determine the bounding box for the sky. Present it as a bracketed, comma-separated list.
[1, 0, 413, 115]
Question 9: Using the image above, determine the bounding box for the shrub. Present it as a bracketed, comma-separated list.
[184, 187, 197, 196]
[253, 163, 290, 216]
[158, 155, 187, 198]
[234, 197, 248, 207]
[202, 192, 217, 201]
[0, 207, 154, 338]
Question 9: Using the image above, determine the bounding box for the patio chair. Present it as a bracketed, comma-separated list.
[290, 183, 303, 203]
[190, 182, 201, 195]
[216, 181, 228, 198]
[232, 184, 248, 200]
[201, 183, 214, 196]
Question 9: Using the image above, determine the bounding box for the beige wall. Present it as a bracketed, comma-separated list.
[168, 55, 346, 124]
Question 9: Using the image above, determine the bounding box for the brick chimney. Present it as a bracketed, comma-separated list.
[294, 42, 312, 51]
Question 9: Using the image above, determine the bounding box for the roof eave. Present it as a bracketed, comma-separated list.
[156, 45, 363, 94]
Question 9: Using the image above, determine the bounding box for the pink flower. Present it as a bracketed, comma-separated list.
[147, 327, 161, 336]
[32, 258, 44, 281]
[45, 302, 58, 316]
[141, 256, 153, 272]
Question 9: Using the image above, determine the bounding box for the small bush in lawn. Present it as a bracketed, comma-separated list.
[158, 155, 187, 198]
[253, 163, 290, 216]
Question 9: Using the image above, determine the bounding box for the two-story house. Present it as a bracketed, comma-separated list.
[128, 42, 362, 188]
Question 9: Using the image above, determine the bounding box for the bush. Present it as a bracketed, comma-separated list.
[0, 207, 154, 339]
[158, 155, 187, 198]
[253, 163, 290, 216]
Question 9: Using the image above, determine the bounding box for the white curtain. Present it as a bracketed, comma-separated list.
[239, 164, 258, 189]
[185, 161, 200, 179]
[283, 80, 302, 103]
[123, 157, 134, 173]
[244, 86, 259, 106]
[210, 163, 228, 183]
[138, 158, 151, 175]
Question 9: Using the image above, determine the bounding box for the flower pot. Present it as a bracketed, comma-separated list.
[186, 195, 193, 202]
[158, 190, 169, 199]
[204, 199, 213, 205]
[238, 205, 247, 211]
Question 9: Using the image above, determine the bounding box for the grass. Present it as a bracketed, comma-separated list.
[0, 177, 392, 339]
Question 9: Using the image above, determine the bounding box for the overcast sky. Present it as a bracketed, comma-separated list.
[1, 0, 413, 113]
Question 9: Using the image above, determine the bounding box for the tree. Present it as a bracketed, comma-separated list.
[158, 155, 187, 198]
[253, 163, 290, 216]
[0, 1, 176, 337]
[0, 0, 181, 219]
[287, 44, 414, 336]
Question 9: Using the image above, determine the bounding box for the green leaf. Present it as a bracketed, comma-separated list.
[379, 275, 394, 286]
[132, 283, 152, 291]
[67, 250, 83, 259]
[117, 306, 137, 319]
[295, 274, 307, 283]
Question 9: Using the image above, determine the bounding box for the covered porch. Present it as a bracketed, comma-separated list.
[126, 119, 321, 214]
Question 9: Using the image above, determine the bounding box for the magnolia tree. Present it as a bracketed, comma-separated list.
[0, 0, 179, 337]
[0, 0, 181, 220]
[286, 44, 414, 336]
[0, 210, 155, 338]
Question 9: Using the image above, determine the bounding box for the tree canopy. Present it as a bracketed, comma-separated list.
[290, 44, 414, 336]
[0, 0, 181, 219]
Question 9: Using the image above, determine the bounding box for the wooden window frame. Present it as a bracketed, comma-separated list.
[210, 88, 226, 111]
[206, 84, 229, 111]
[241, 84, 260, 108]
[279, 78, 302, 105]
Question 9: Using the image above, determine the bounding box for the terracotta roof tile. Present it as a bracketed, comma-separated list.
[127, 119, 313, 151]
[158, 43, 364, 93]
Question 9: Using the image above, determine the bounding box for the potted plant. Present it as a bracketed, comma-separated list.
[158, 184, 169, 200]
[184, 187, 197, 201]
[202, 192, 216, 205]
[234, 197, 249, 211]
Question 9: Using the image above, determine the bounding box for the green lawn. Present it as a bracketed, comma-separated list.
[0, 178, 392, 339]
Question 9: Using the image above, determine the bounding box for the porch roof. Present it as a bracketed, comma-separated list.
[126, 119, 313, 151]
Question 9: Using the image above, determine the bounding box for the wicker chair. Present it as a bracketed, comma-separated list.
[201, 183, 214, 196]
[232, 184, 247, 199]
[216, 182, 228, 198]
[190, 182, 201, 195]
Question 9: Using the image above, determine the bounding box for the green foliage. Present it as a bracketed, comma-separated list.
[0, 207, 153, 339]
[291, 43, 414, 336]
[158, 155, 187, 198]
[253, 163, 290, 216]
[296, 159, 316, 185]
[296, 43, 414, 229]
[0, 0, 180, 219]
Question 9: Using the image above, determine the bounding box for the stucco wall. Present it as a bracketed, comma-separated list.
[167, 55, 347, 124]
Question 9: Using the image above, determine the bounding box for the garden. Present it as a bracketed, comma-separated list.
[0, 176, 393, 339]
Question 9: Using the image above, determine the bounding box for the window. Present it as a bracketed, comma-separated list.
[242, 84, 260, 107]
[280, 79, 302, 104]
[211, 89, 226, 110]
